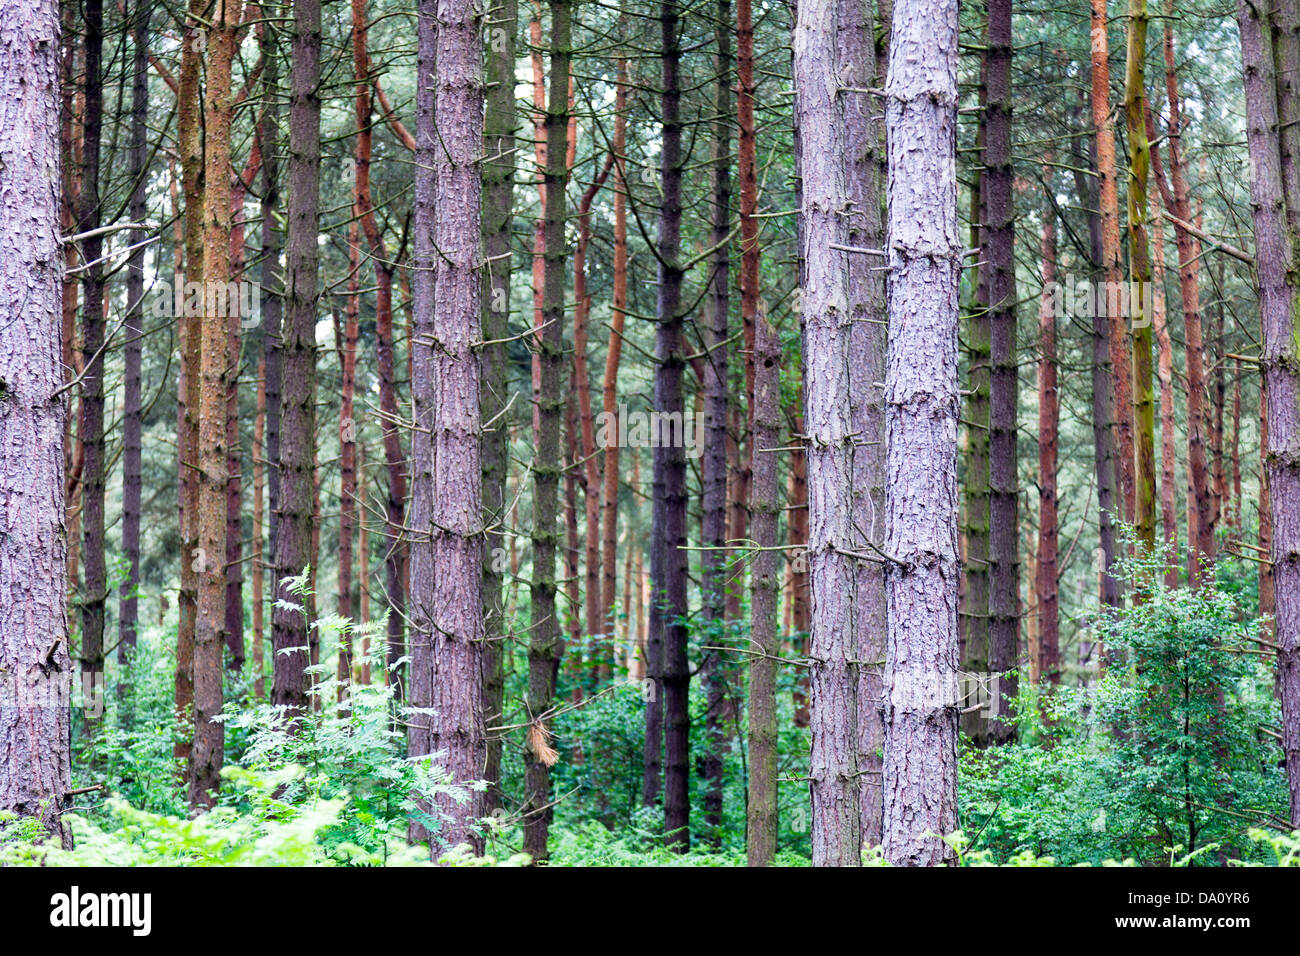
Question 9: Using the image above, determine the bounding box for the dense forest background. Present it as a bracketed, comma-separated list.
[1, 0, 1299, 867]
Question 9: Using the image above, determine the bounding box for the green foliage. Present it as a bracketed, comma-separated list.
[960, 538, 1291, 865]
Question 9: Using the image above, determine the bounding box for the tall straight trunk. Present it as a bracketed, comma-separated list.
[1036, 174, 1060, 684]
[882, 0, 961, 866]
[413, 0, 487, 850]
[1148, 17, 1213, 580]
[1124, 0, 1156, 553]
[746, 308, 781, 865]
[848, 0, 888, 846]
[961, 52, 990, 741]
[796, 0, 887, 862]
[789, 399, 810, 728]
[77, 0, 106, 750]
[259, 5, 283, 673]
[0, 0, 71, 847]
[573, 152, 613, 674]
[1238, 0, 1300, 826]
[1152, 194, 1180, 589]
[253, 356, 266, 697]
[352, 31, 406, 689]
[192, 0, 243, 807]
[1232, 359, 1243, 529]
[338, 220, 360, 694]
[730, 0, 758, 623]
[481, 0, 516, 810]
[523, 0, 572, 861]
[1091, 0, 1135, 527]
[225, 150, 257, 675]
[176, 0, 206, 770]
[1072, 117, 1122, 612]
[653, 0, 692, 851]
[701, 0, 731, 843]
[985, 0, 1018, 737]
[600, 40, 629, 640]
[120, 0, 149, 684]
[272, 0, 321, 713]
[797, 0, 862, 864]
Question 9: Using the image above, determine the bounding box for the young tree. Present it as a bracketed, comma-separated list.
[0, 0, 71, 847]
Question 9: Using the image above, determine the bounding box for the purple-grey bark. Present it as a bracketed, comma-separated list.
[0, 0, 72, 847]
[795, 0, 887, 864]
[984, 0, 1018, 741]
[120, 0, 149, 677]
[653, 0, 692, 850]
[1237, 0, 1300, 827]
[78, 0, 106, 746]
[409, 0, 488, 854]
[882, 0, 961, 866]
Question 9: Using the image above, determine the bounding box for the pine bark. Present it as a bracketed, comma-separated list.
[0, 0, 72, 847]
[1124, 0, 1156, 553]
[882, 0, 961, 865]
[701, 0, 731, 843]
[985, 0, 1018, 737]
[120, 0, 150, 683]
[746, 308, 781, 865]
[524, 0, 572, 861]
[1237, 0, 1300, 826]
[481, 0, 517, 810]
[1036, 176, 1059, 684]
[77, 0, 106, 750]
[1091, 0, 1135, 528]
[272, 0, 321, 713]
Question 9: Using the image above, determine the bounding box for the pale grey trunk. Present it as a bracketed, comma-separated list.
[882, 0, 961, 866]
[796, 0, 887, 865]
[0, 0, 71, 848]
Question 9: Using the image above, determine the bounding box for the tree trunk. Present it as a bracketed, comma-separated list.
[175, 0, 206, 772]
[1148, 18, 1213, 580]
[272, 0, 321, 713]
[1124, 0, 1156, 554]
[600, 40, 629, 647]
[1152, 194, 1180, 590]
[1091, 0, 1135, 528]
[523, 0, 572, 861]
[701, 0, 731, 844]
[481, 0, 516, 811]
[985, 0, 1018, 738]
[882, 0, 961, 865]
[77, 0, 106, 753]
[119, 0, 149, 698]
[417, 0, 487, 850]
[1036, 172, 1059, 684]
[1071, 114, 1122, 614]
[653, 0, 692, 851]
[192, 0, 243, 807]
[0, 0, 72, 847]
[253, 356, 266, 698]
[747, 308, 781, 865]
[258, 4, 282, 695]
[1237, 0, 1300, 826]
